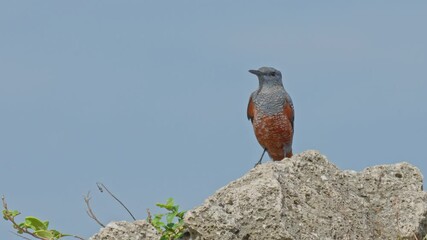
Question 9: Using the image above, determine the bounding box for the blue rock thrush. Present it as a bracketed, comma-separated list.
[247, 67, 294, 165]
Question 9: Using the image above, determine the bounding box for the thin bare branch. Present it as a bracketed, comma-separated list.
[72, 235, 86, 240]
[146, 208, 152, 224]
[2, 195, 8, 210]
[413, 232, 419, 240]
[9, 231, 32, 240]
[96, 182, 136, 221]
[84, 192, 105, 227]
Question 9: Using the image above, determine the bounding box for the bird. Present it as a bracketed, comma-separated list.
[247, 67, 294, 166]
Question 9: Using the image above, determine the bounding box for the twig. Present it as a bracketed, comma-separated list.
[9, 231, 32, 240]
[146, 208, 152, 224]
[84, 192, 105, 227]
[413, 232, 419, 240]
[96, 182, 136, 221]
[72, 235, 86, 240]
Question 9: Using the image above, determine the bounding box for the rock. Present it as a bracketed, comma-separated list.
[89, 220, 161, 240]
[88, 150, 427, 239]
[184, 150, 427, 240]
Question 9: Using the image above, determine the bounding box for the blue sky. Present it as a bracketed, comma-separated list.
[1, 1, 426, 239]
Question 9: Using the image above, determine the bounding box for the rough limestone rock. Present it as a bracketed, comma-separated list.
[184, 150, 427, 240]
[89, 220, 161, 240]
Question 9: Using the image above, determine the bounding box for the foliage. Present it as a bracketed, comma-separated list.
[148, 198, 186, 240]
[2, 196, 80, 240]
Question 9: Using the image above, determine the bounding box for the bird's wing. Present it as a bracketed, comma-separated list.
[247, 96, 256, 123]
[284, 93, 294, 129]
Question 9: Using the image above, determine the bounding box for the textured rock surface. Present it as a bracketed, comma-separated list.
[89, 220, 161, 240]
[184, 150, 427, 240]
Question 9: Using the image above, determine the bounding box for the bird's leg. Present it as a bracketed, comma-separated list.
[254, 148, 267, 167]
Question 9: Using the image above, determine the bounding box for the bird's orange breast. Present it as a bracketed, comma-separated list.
[252, 112, 293, 160]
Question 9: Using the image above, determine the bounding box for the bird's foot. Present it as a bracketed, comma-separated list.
[253, 159, 263, 168]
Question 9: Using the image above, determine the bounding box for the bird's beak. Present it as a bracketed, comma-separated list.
[249, 69, 262, 76]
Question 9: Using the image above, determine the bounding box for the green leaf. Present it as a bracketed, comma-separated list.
[149, 198, 187, 239]
[166, 198, 174, 207]
[156, 198, 176, 211]
[25, 216, 48, 231]
[155, 203, 168, 209]
[154, 213, 164, 220]
[11, 210, 20, 217]
[165, 222, 175, 231]
[172, 205, 179, 213]
[51, 229, 72, 238]
[18, 222, 28, 229]
[2, 209, 20, 219]
[34, 230, 54, 238]
[176, 211, 186, 219]
[166, 212, 177, 224]
[151, 213, 165, 229]
[51, 229, 62, 238]
[160, 236, 168, 240]
[156, 221, 165, 227]
[175, 231, 185, 238]
[173, 220, 184, 229]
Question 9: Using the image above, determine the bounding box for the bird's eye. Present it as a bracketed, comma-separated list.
[271, 72, 276, 76]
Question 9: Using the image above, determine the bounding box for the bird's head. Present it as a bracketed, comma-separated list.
[249, 67, 283, 87]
